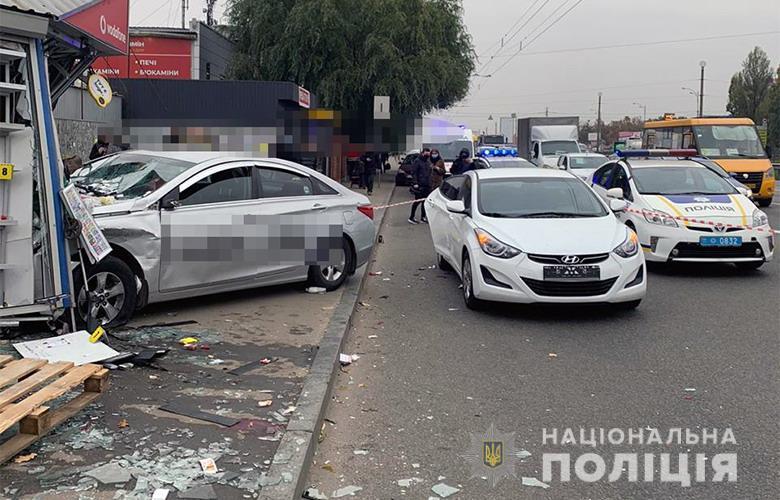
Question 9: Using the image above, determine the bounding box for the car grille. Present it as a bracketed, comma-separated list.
[735, 172, 763, 190]
[527, 253, 609, 265]
[671, 242, 763, 259]
[522, 277, 618, 297]
[686, 226, 742, 233]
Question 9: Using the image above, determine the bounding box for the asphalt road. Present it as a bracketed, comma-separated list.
[306, 192, 779, 499]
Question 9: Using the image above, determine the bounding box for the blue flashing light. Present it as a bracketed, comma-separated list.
[477, 146, 519, 158]
[616, 149, 697, 158]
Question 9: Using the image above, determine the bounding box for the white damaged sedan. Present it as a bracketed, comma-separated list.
[425, 169, 646, 310]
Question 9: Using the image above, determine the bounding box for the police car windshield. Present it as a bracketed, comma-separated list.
[633, 167, 737, 195]
[478, 178, 608, 218]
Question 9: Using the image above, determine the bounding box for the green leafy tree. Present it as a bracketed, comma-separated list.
[727, 46, 774, 122]
[766, 67, 780, 159]
[226, 0, 475, 115]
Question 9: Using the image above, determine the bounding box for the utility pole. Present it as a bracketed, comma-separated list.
[596, 92, 602, 153]
[181, 0, 187, 29]
[699, 60, 706, 117]
[545, 107, 549, 117]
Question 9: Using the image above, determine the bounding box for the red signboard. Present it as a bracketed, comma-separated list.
[63, 0, 129, 54]
[92, 36, 192, 80]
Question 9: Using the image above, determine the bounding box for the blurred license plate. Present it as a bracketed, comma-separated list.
[699, 236, 742, 247]
[543, 265, 600, 280]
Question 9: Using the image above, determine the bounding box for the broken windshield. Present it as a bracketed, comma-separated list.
[73, 153, 195, 199]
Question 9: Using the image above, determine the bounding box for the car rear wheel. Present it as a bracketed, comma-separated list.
[74, 255, 137, 329]
[461, 254, 484, 310]
[437, 253, 453, 272]
[735, 261, 764, 271]
[308, 238, 354, 291]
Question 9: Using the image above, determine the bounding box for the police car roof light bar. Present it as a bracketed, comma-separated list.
[616, 149, 698, 158]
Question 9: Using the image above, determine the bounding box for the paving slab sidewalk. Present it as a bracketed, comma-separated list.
[0, 174, 394, 500]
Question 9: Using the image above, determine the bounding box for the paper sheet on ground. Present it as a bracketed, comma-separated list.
[13, 331, 119, 365]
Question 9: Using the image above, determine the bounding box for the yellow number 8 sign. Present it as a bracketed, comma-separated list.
[0, 163, 13, 181]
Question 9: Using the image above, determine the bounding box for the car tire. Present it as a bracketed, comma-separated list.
[757, 198, 772, 207]
[73, 255, 137, 329]
[461, 254, 485, 310]
[437, 254, 453, 272]
[735, 261, 764, 271]
[617, 299, 641, 311]
[395, 172, 406, 186]
[308, 237, 354, 291]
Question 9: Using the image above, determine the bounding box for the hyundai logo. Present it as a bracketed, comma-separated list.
[694, 196, 710, 203]
[713, 223, 727, 233]
[742, 173, 749, 179]
[560, 255, 581, 264]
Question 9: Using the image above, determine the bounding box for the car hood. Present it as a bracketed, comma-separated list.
[570, 168, 596, 180]
[478, 215, 626, 255]
[643, 194, 754, 220]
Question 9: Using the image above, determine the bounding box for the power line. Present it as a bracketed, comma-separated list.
[487, 0, 584, 77]
[519, 0, 573, 46]
[477, 0, 551, 74]
[493, 30, 780, 57]
[476, 0, 541, 58]
[136, 0, 175, 26]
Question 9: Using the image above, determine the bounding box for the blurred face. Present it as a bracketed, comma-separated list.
[422, 150, 431, 158]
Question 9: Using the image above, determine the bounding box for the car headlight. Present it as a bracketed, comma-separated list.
[474, 228, 522, 259]
[766, 166, 775, 179]
[752, 208, 769, 227]
[642, 209, 678, 227]
[613, 229, 639, 258]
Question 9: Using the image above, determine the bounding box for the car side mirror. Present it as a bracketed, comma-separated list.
[160, 187, 181, 210]
[606, 187, 624, 199]
[446, 200, 467, 214]
[609, 199, 629, 212]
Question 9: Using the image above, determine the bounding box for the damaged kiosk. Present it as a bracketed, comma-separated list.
[0, 0, 127, 331]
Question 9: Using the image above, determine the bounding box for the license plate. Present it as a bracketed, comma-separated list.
[699, 236, 742, 247]
[744, 184, 757, 190]
[543, 265, 600, 280]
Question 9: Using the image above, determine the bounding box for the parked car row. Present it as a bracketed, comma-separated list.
[424, 152, 774, 310]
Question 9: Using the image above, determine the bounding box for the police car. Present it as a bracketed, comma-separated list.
[588, 150, 774, 270]
[474, 146, 537, 169]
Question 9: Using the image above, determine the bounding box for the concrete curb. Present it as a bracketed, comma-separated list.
[259, 176, 396, 499]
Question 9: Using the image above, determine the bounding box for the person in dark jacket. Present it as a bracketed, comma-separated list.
[409, 148, 432, 224]
[431, 159, 446, 190]
[449, 148, 472, 175]
[89, 135, 111, 160]
[361, 152, 379, 195]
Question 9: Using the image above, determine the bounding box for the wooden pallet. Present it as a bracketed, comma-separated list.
[0, 355, 109, 464]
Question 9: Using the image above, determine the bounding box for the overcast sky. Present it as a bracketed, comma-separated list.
[131, 0, 780, 132]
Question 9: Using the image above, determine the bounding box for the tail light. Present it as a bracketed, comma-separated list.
[358, 204, 374, 220]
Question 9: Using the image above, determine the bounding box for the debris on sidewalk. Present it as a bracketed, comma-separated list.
[522, 477, 550, 489]
[258, 399, 273, 408]
[303, 487, 329, 500]
[332, 485, 363, 497]
[397, 477, 423, 487]
[118, 418, 129, 429]
[307, 287, 327, 294]
[159, 403, 240, 427]
[179, 337, 199, 346]
[431, 482, 460, 497]
[13, 331, 119, 365]
[353, 449, 369, 455]
[12, 453, 37, 464]
[83, 462, 131, 484]
[178, 484, 218, 499]
[368, 271, 383, 276]
[151, 488, 170, 500]
[548, 352, 558, 359]
[684, 387, 696, 392]
[227, 357, 273, 376]
[339, 353, 360, 365]
[199, 458, 218, 474]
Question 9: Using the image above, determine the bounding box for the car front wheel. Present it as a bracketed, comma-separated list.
[308, 238, 354, 291]
[757, 198, 772, 207]
[461, 254, 484, 310]
[73, 255, 137, 328]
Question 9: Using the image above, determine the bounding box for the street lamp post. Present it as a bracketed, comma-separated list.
[682, 87, 700, 117]
[699, 60, 706, 118]
[597, 92, 602, 153]
[633, 102, 647, 122]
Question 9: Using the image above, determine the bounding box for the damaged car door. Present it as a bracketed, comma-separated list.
[158, 162, 259, 292]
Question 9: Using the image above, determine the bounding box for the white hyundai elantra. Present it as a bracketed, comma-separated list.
[425, 168, 646, 310]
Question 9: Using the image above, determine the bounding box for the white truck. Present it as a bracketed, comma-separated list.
[516, 117, 581, 168]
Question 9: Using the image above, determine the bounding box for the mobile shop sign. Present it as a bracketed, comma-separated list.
[62, 0, 129, 55]
[93, 36, 193, 80]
